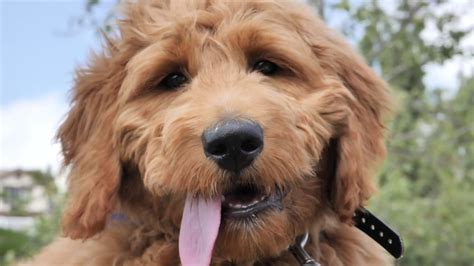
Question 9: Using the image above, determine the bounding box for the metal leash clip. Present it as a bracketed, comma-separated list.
[289, 232, 321, 266]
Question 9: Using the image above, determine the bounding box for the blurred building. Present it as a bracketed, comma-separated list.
[0, 169, 56, 230]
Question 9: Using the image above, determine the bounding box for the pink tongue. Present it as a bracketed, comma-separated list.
[179, 194, 221, 266]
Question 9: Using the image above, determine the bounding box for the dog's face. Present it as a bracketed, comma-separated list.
[59, 0, 390, 263]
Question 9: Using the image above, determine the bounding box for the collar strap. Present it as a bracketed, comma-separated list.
[290, 208, 403, 265]
[353, 208, 403, 259]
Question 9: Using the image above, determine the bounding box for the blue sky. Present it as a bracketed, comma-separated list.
[0, 0, 472, 172]
[1, 0, 114, 105]
[0, 0, 115, 171]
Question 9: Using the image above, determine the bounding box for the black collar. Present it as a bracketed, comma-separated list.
[353, 208, 403, 258]
[289, 208, 403, 265]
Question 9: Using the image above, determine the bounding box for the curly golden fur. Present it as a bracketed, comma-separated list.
[27, 0, 393, 265]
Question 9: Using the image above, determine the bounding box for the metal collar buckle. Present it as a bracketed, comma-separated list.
[289, 232, 320, 266]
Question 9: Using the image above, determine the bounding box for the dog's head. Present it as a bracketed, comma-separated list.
[59, 0, 390, 262]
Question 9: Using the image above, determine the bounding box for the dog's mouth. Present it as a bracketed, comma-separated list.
[222, 184, 284, 219]
[179, 184, 286, 263]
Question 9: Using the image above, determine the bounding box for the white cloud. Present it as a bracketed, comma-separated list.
[423, 55, 473, 94]
[0, 91, 69, 172]
[421, 0, 474, 92]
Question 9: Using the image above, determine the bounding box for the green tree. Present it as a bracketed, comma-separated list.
[318, 0, 473, 264]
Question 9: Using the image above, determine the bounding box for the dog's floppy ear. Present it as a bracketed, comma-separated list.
[302, 17, 392, 222]
[324, 39, 391, 223]
[58, 52, 124, 239]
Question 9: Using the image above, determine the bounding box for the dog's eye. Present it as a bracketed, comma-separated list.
[159, 72, 188, 90]
[252, 60, 279, 75]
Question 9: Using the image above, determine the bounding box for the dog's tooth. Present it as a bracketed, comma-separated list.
[260, 196, 265, 201]
[234, 204, 242, 208]
[228, 203, 235, 208]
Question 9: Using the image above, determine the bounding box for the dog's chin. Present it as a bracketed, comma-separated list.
[212, 184, 296, 262]
[215, 210, 295, 262]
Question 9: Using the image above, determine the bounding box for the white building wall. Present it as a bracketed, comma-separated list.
[27, 186, 49, 213]
[0, 170, 52, 215]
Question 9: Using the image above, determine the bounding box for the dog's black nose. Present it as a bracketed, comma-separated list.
[202, 119, 264, 172]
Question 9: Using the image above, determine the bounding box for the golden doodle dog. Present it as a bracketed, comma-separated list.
[29, 0, 397, 265]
